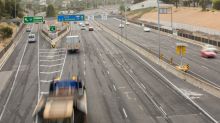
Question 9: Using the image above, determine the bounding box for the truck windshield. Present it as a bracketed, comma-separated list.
[29, 35, 35, 38]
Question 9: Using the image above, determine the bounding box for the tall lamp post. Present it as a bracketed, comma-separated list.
[157, 0, 161, 59]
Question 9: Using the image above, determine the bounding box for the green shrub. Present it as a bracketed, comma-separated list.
[0, 26, 13, 40]
[213, 0, 220, 10]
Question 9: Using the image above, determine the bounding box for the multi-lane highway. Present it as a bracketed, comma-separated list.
[0, 19, 220, 123]
[97, 18, 220, 86]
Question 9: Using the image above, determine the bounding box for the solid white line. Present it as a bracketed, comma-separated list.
[37, 24, 40, 101]
[39, 51, 66, 54]
[113, 84, 117, 91]
[40, 54, 65, 58]
[59, 50, 67, 79]
[40, 92, 49, 95]
[39, 48, 66, 51]
[0, 30, 30, 121]
[201, 65, 209, 70]
[40, 63, 63, 67]
[40, 80, 53, 83]
[40, 70, 61, 74]
[122, 108, 128, 118]
[141, 83, 146, 89]
[40, 58, 65, 62]
[159, 106, 167, 116]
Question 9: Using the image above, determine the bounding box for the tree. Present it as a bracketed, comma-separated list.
[46, 4, 56, 17]
[200, 0, 210, 10]
[0, 27, 13, 41]
[213, 0, 220, 10]
[119, 4, 125, 12]
[0, 0, 4, 19]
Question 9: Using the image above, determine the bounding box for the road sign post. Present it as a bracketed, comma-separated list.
[23, 16, 44, 24]
[176, 43, 188, 72]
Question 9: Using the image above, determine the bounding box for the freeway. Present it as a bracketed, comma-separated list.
[0, 20, 219, 123]
[97, 18, 220, 86]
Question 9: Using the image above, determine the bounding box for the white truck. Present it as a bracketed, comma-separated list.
[28, 33, 36, 43]
[66, 35, 80, 53]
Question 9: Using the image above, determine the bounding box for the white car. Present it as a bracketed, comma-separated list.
[125, 21, 130, 25]
[119, 24, 124, 28]
[202, 44, 218, 53]
[28, 34, 36, 43]
[144, 27, 151, 32]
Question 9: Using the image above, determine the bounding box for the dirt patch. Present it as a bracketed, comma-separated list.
[138, 7, 220, 31]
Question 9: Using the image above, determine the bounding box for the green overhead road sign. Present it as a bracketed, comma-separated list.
[50, 26, 56, 32]
[23, 16, 44, 24]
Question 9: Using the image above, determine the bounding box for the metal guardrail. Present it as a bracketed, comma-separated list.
[0, 24, 25, 60]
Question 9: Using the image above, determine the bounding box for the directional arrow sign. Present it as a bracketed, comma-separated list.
[57, 14, 85, 22]
[23, 16, 44, 24]
[50, 26, 56, 32]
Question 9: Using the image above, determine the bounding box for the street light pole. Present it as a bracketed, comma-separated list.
[157, 0, 161, 59]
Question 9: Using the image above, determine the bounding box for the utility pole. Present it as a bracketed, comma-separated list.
[156, 0, 161, 59]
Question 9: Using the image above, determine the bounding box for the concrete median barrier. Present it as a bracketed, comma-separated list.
[95, 20, 220, 98]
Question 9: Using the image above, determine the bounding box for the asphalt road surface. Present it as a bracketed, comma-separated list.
[97, 18, 220, 86]
[0, 21, 216, 123]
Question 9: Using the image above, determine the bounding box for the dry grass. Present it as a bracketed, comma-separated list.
[139, 7, 220, 31]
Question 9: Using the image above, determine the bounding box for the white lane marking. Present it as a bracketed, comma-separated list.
[84, 71, 86, 76]
[40, 70, 61, 74]
[159, 106, 167, 116]
[39, 48, 66, 51]
[107, 71, 110, 74]
[59, 50, 67, 79]
[201, 65, 209, 70]
[122, 108, 128, 118]
[138, 105, 143, 110]
[140, 83, 146, 89]
[0, 29, 30, 121]
[40, 54, 66, 58]
[39, 51, 66, 54]
[118, 86, 126, 89]
[113, 84, 117, 91]
[40, 92, 49, 95]
[37, 24, 40, 101]
[40, 58, 65, 62]
[40, 80, 53, 83]
[84, 60, 86, 65]
[40, 63, 63, 67]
